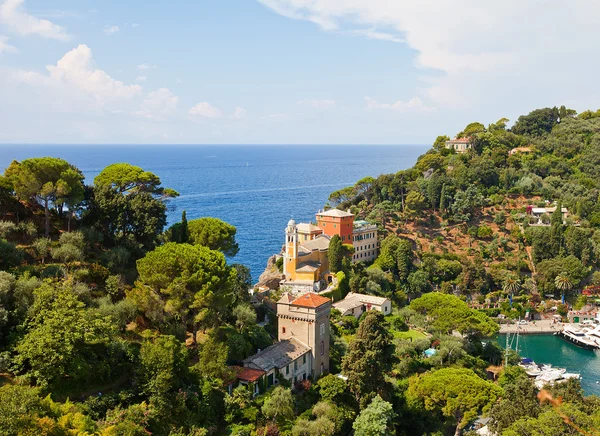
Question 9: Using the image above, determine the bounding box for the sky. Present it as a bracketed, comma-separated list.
[1, 0, 600, 145]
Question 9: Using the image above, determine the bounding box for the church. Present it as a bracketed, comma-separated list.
[280, 209, 378, 294]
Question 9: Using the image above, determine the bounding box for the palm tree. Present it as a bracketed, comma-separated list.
[503, 275, 521, 306]
[554, 273, 573, 303]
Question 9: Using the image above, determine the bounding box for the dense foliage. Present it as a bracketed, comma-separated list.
[2, 104, 600, 435]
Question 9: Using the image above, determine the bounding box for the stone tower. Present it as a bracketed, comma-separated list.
[277, 292, 331, 378]
[283, 219, 298, 277]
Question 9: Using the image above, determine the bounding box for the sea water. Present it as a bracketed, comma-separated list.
[498, 334, 600, 396]
[0, 144, 427, 281]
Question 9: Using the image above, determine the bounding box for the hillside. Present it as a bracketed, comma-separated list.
[328, 107, 600, 314]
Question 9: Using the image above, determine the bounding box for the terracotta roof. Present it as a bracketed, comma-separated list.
[446, 137, 470, 143]
[299, 234, 331, 252]
[296, 223, 323, 233]
[292, 292, 331, 308]
[317, 209, 354, 218]
[234, 366, 265, 382]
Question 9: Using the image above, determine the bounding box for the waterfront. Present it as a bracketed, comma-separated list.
[0, 144, 427, 282]
[498, 334, 600, 396]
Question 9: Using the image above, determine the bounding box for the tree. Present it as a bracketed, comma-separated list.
[262, 386, 295, 424]
[0, 385, 45, 435]
[328, 234, 343, 273]
[406, 270, 430, 295]
[405, 191, 427, 216]
[433, 135, 450, 152]
[503, 275, 521, 298]
[554, 273, 573, 301]
[511, 107, 559, 137]
[187, 218, 239, 257]
[342, 311, 394, 407]
[14, 283, 115, 389]
[396, 239, 413, 282]
[4, 158, 84, 236]
[489, 373, 541, 434]
[409, 292, 498, 337]
[352, 395, 395, 436]
[233, 304, 257, 333]
[181, 210, 189, 243]
[134, 243, 236, 342]
[90, 163, 177, 251]
[407, 368, 503, 436]
[32, 237, 51, 264]
[138, 335, 189, 417]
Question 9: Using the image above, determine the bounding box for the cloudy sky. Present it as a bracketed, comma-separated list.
[0, 0, 599, 144]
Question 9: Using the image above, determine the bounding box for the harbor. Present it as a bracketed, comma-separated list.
[497, 333, 600, 396]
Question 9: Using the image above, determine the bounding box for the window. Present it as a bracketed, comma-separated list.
[303, 354, 306, 365]
[294, 361, 298, 371]
[286, 365, 289, 375]
[384, 306, 388, 313]
[282, 327, 286, 334]
[320, 341, 324, 356]
[320, 323, 325, 336]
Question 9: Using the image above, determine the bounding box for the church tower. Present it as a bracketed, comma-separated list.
[284, 219, 298, 277]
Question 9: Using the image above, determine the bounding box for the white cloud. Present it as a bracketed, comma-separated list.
[103, 25, 120, 36]
[297, 99, 336, 109]
[137, 63, 156, 71]
[14, 44, 142, 103]
[232, 106, 247, 119]
[257, 1, 600, 112]
[0, 0, 71, 41]
[0, 35, 17, 53]
[189, 102, 222, 118]
[131, 23, 140, 28]
[365, 96, 435, 112]
[135, 75, 146, 83]
[134, 88, 179, 121]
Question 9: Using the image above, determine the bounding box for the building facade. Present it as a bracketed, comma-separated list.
[445, 137, 472, 153]
[332, 292, 392, 319]
[316, 209, 354, 243]
[352, 220, 378, 263]
[240, 292, 331, 391]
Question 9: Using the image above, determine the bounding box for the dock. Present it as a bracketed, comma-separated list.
[499, 319, 562, 335]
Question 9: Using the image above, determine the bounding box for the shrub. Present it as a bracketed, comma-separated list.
[477, 225, 493, 239]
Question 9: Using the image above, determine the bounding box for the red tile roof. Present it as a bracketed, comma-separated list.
[234, 366, 266, 382]
[446, 137, 471, 143]
[291, 293, 331, 308]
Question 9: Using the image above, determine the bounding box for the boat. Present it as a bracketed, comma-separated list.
[557, 324, 599, 350]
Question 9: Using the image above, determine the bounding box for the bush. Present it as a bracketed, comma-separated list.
[477, 225, 493, 239]
[0, 240, 23, 269]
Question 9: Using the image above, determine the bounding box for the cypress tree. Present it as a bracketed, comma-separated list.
[549, 201, 563, 257]
[181, 210, 189, 243]
[328, 235, 343, 273]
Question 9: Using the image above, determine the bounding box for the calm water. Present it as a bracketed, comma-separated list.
[498, 334, 600, 396]
[0, 144, 428, 281]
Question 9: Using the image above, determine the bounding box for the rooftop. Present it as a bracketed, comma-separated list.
[332, 298, 364, 312]
[317, 208, 354, 218]
[277, 292, 294, 304]
[296, 223, 322, 233]
[296, 261, 321, 273]
[243, 338, 310, 372]
[233, 366, 266, 382]
[298, 234, 330, 253]
[343, 292, 389, 306]
[292, 292, 331, 308]
[446, 137, 471, 144]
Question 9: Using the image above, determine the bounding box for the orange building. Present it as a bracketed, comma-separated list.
[316, 209, 354, 244]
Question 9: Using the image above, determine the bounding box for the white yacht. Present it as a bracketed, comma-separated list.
[557, 324, 599, 350]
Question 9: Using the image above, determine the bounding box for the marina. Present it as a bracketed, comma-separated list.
[497, 333, 600, 396]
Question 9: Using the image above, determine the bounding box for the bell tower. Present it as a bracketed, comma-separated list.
[284, 219, 298, 277]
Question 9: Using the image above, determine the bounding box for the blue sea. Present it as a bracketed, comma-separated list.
[0, 145, 428, 281]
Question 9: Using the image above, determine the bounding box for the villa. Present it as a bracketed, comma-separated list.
[333, 292, 391, 319]
[526, 205, 568, 225]
[445, 137, 472, 153]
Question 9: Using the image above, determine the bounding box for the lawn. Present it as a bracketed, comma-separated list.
[392, 329, 427, 340]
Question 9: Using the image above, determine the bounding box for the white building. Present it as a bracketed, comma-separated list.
[352, 220, 378, 263]
[332, 292, 392, 319]
[445, 137, 472, 153]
